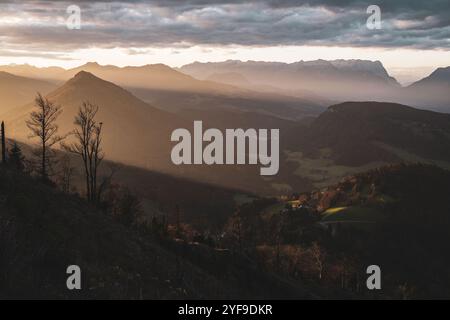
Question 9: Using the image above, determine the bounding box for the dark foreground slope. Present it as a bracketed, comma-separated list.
[309, 164, 450, 298]
[0, 167, 312, 299]
[231, 163, 450, 298]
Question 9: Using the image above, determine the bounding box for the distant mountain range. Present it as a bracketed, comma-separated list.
[0, 64, 65, 83]
[180, 59, 400, 101]
[180, 60, 450, 112]
[2, 59, 449, 112]
[403, 67, 450, 112]
[0, 62, 323, 121]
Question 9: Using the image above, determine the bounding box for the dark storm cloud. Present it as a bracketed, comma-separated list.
[0, 0, 448, 51]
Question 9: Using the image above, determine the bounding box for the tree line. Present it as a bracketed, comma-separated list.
[1, 93, 104, 205]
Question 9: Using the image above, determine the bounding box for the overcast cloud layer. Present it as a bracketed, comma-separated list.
[0, 0, 449, 54]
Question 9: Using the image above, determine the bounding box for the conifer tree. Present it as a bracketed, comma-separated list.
[8, 142, 25, 172]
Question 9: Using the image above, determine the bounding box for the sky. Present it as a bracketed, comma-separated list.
[0, 0, 449, 84]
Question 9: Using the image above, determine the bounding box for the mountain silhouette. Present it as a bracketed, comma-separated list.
[4, 71, 184, 170]
[180, 59, 400, 102]
[404, 67, 450, 111]
[290, 101, 450, 166]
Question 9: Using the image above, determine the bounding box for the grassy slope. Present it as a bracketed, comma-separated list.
[321, 206, 383, 222]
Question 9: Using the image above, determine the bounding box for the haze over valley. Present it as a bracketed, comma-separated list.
[1, 59, 450, 195]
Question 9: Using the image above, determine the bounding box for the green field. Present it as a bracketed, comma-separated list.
[321, 206, 384, 223]
[261, 202, 286, 220]
[285, 150, 387, 188]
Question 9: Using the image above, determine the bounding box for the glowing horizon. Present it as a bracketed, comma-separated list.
[0, 45, 448, 85]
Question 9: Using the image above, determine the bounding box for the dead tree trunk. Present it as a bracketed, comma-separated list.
[1, 121, 6, 165]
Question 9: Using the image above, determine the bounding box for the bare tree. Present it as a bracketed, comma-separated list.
[311, 242, 326, 281]
[175, 204, 182, 238]
[97, 163, 120, 203]
[1, 121, 6, 165]
[58, 155, 76, 193]
[63, 102, 104, 203]
[26, 93, 63, 180]
[231, 213, 243, 253]
[274, 218, 283, 271]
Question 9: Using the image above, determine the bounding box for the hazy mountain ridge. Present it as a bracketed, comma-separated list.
[180, 59, 400, 102]
[0, 62, 250, 94]
[0, 64, 65, 83]
[2, 60, 449, 113]
[2, 63, 450, 196]
[289, 101, 450, 166]
[328, 59, 391, 78]
[63, 62, 244, 94]
[180, 59, 397, 84]
[180, 60, 450, 112]
[0, 62, 324, 121]
[3, 71, 184, 170]
[72, 62, 324, 120]
[410, 66, 450, 86]
[206, 72, 251, 86]
[402, 67, 450, 111]
[2, 71, 310, 195]
[0, 71, 57, 114]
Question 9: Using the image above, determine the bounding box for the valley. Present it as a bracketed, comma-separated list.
[2, 63, 450, 196]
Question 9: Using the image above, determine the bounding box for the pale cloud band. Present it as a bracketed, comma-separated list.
[0, 0, 449, 51]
